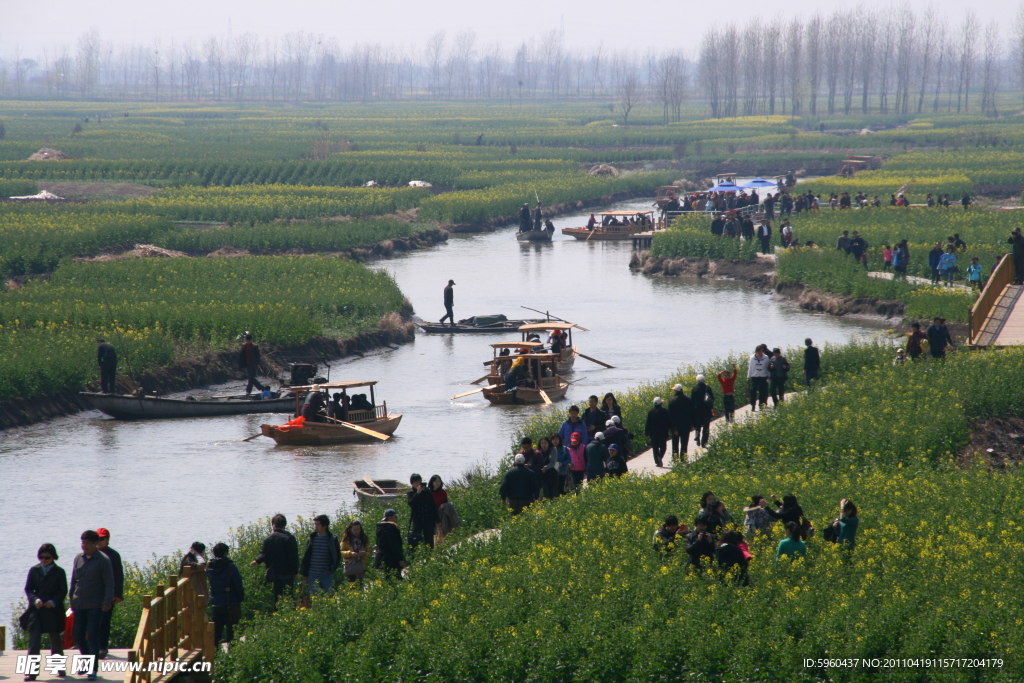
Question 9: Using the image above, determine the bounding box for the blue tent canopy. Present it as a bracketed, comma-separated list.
[742, 177, 777, 189]
[709, 181, 741, 192]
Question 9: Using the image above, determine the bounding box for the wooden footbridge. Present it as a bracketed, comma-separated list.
[970, 255, 1024, 347]
[0, 566, 214, 682]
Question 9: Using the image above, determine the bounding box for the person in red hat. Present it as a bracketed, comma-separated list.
[566, 431, 587, 492]
[95, 528, 124, 659]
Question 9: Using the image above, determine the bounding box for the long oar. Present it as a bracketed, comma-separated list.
[324, 415, 391, 440]
[239, 432, 264, 442]
[519, 306, 590, 330]
[451, 385, 496, 400]
[578, 353, 615, 369]
[538, 389, 553, 405]
[363, 476, 388, 495]
[470, 374, 492, 385]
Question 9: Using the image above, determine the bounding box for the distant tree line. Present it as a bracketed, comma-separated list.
[2, 8, 1024, 119]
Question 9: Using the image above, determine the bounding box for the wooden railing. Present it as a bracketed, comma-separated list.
[128, 565, 215, 683]
[969, 254, 1016, 344]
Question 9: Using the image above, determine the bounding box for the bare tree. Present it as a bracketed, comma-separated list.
[616, 65, 639, 127]
[876, 14, 896, 113]
[805, 16, 822, 115]
[956, 11, 979, 113]
[763, 19, 782, 115]
[1014, 3, 1024, 107]
[699, 29, 723, 117]
[741, 20, 763, 116]
[979, 20, 1001, 115]
[425, 31, 445, 98]
[858, 15, 877, 114]
[785, 18, 803, 115]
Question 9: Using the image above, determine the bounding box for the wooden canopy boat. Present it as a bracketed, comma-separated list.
[82, 391, 296, 420]
[518, 321, 578, 373]
[352, 477, 406, 504]
[481, 348, 569, 405]
[562, 211, 656, 241]
[260, 380, 402, 446]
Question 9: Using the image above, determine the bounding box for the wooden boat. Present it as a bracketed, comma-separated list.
[417, 314, 544, 334]
[516, 228, 553, 242]
[481, 348, 569, 405]
[260, 380, 402, 445]
[562, 211, 656, 241]
[82, 391, 296, 420]
[518, 321, 578, 373]
[352, 477, 406, 504]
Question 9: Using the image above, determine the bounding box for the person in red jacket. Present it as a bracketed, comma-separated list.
[716, 364, 738, 422]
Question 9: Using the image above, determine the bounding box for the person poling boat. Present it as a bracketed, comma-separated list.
[259, 381, 402, 446]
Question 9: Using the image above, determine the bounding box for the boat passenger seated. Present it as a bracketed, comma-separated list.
[301, 389, 327, 423]
[586, 214, 597, 230]
[350, 393, 374, 412]
[550, 332, 564, 355]
[328, 392, 348, 421]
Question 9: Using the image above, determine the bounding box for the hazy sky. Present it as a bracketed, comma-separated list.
[2, 0, 1021, 59]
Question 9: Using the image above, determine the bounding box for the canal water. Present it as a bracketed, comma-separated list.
[0, 200, 884, 633]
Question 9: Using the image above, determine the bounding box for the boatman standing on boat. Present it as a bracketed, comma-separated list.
[301, 386, 328, 423]
[519, 203, 531, 232]
[97, 338, 118, 394]
[440, 279, 456, 326]
[239, 332, 268, 395]
[533, 204, 543, 231]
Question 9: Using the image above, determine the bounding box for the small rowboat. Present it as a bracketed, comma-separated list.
[562, 210, 655, 240]
[417, 314, 544, 334]
[353, 477, 406, 504]
[516, 229, 553, 242]
[259, 380, 402, 446]
[82, 391, 296, 420]
[518, 321, 578, 374]
[482, 350, 569, 405]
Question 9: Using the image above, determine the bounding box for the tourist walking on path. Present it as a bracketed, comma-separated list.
[716, 365, 737, 422]
[583, 395, 607, 441]
[407, 474, 441, 549]
[238, 332, 267, 395]
[559, 405, 589, 446]
[966, 257, 983, 288]
[601, 392, 622, 419]
[747, 345, 770, 410]
[605, 443, 628, 477]
[774, 521, 807, 567]
[668, 384, 693, 458]
[251, 514, 299, 611]
[803, 338, 820, 387]
[179, 541, 208, 598]
[96, 338, 118, 394]
[585, 432, 610, 480]
[690, 376, 715, 447]
[300, 514, 341, 594]
[207, 543, 244, 645]
[340, 520, 371, 583]
[566, 432, 587, 491]
[440, 279, 456, 326]
[95, 528, 122, 660]
[602, 417, 628, 458]
[542, 433, 571, 497]
[756, 220, 772, 255]
[1009, 228, 1024, 285]
[906, 322, 928, 360]
[928, 243, 944, 284]
[937, 247, 958, 286]
[69, 530, 114, 681]
[645, 397, 672, 467]
[23, 543, 67, 680]
[374, 510, 407, 579]
[768, 348, 790, 406]
[926, 317, 955, 359]
[499, 454, 540, 514]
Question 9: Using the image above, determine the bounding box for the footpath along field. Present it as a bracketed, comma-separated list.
[52, 339, 1015, 682]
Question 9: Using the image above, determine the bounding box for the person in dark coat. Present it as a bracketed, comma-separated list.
[582, 395, 608, 441]
[499, 454, 541, 514]
[756, 220, 772, 255]
[684, 519, 716, 569]
[1009, 229, 1024, 284]
[533, 204, 543, 231]
[206, 543, 244, 644]
[374, 510, 407, 578]
[69, 530, 114, 681]
[96, 338, 117, 394]
[760, 494, 808, 540]
[928, 242, 944, 283]
[250, 514, 299, 610]
[439, 279, 456, 325]
[179, 542, 208, 598]
[23, 543, 68, 679]
[768, 348, 790, 406]
[300, 514, 341, 594]
[407, 474, 441, 548]
[584, 432, 610, 481]
[519, 203, 532, 232]
[238, 333, 267, 395]
[604, 443, 628, 477]
[644, 397, 672, 467]
[690, 376, 715, 447]
[301, 388, 327, 422]
[803, 338, 820, 387]
[926, 317, 955, 358]
[668, 384, 693, 460]
[716, 530, 750, 586]
[95, 528, 123, 659]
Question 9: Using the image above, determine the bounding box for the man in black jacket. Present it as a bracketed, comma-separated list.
[1010, 229, 1024, 284]
[24, 543, 68, 678]
[374, 510, 407, 579]
[238, 333, 267, 395]
[690, 376, 715, 447]
[95, 528, 123, 659]
[499, 454, 540, 514]
[69, 530, 113, 680]
[768, 348, 790, 406]
[300, 514, 341, 594]
[685, 519, 716, 569]
[668, 384, 693, 460]
[251, 514, 299, 610]
[96, 338, 117, 394]
[407, 474, 440, 549]
[644, 396, 672, 468]
[440, 279, 456, 325]
[803, 338, 821, 387]
[756, 220, 772, 255]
